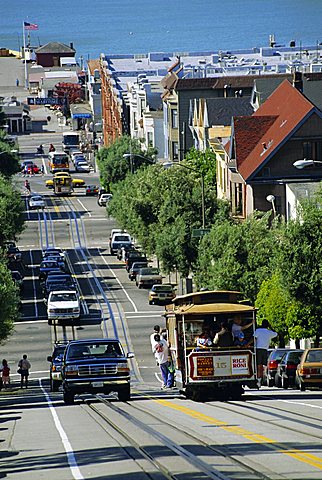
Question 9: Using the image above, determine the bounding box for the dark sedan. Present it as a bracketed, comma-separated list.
[275, 349, 304, 388]
[266, 348, 289, 387]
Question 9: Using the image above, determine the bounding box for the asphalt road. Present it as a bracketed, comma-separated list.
[1, 135, 322, 480]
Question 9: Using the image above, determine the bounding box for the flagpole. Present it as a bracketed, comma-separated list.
[22, 21, 28, 88]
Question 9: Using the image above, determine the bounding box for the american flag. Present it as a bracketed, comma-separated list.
[24, 22, 38, 31]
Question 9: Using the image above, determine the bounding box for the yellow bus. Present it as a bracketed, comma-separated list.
[53, 172, 73, 196]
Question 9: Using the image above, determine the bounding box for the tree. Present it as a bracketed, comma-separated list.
[0, 141, 20, 177]
[196, 213, 281, 302]
[108, 155, 229, 276]
[277, 199, 322, 342]
[97, 135, 157, 189]
[0, 260, 19, 342]
[255, 272, 291, 346]
[0, 176, 24, 246]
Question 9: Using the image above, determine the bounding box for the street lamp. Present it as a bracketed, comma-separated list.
[123, 153, 155, 173]
[0, 149, 18, 156]
[293, 158, 322, 169]
[164, 161, 206, 229]
[266, 194, 276, 217]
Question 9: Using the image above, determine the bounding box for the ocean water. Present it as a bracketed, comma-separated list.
[1, 0, 322, 59]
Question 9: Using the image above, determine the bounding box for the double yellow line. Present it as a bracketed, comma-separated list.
[155, 398, 322, 471]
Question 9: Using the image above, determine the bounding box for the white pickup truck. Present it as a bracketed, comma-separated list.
[136, 267, 162, 289]
[47, 290, 80, 325]
[110, 232, 133, 255]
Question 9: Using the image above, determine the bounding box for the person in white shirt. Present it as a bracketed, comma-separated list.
[254, 320, 277, 383]
[152, 334, 174, 388]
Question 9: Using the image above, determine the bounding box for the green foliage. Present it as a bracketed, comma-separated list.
[108, 153, 229, 276]
[277, 199, 322, 338]
[0, 260, 18, 342]
[97, 135, 157, 189]
[255, 272, 290, 341]
[196, 213, 281, 302]
[0, 139, 20, 177]
[0, 176, 24, 246]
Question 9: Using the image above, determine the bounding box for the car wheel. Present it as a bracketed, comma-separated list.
[63, 391, 75, 404]
[281, 376, 289, 389]
[275, 373, 282, 388]
[268, 377, 274, 388]
[118, 385, 131, 402]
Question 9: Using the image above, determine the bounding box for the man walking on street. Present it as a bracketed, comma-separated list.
[153, 334, 174, 389]
[18, 354, 31, 389]
[254, 320, 277, 386]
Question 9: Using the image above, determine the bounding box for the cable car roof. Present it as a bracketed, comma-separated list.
[167, 302, 256, 316]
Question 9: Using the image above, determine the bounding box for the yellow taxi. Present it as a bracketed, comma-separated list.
[46, 177, 85, 189]
[296, 348, 322, 391]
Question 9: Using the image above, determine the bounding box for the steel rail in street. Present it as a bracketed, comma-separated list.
[107, 395, 274, 480]
[86, 395, 231, 480]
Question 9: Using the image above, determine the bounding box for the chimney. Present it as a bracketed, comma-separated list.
[70, 42, 74, 50]
[293, 70, 303, 92]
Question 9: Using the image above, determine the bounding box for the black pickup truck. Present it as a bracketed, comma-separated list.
[61, 338, 134, 404]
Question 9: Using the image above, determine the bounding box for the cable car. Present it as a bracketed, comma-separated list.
[165, 290, 257, 401]
[53, 172, 73, 196]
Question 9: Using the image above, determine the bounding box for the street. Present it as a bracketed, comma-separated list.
[1, 133, 322, 480]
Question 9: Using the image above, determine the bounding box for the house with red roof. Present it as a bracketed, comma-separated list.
[218, 79, 322, 217]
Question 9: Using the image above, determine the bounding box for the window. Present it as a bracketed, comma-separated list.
[147, 132, 153, 147]
[172, 142, 178, 159]
[171, 109, 178, 129]
[303, 141, 312, 159]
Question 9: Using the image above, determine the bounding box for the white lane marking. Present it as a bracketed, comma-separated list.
[77, 199, 91, 217]
[279, 400, 322, 410]
[99, 250, 138, 313]
[11, 370, 48, 377]
[16, 319, 47, 324]
[39, 379, 84, 480]
[29, 250, 38, 318]
[127, 315, 164, 319]
[42, 157, 48, 174]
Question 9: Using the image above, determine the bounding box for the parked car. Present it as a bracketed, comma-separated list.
[47, 343, 68, 391]
[85, 185, 99, 196]
[129, 261, 149, 281]
[266, 348, 289, 387]
[61, 338, 134, 404]
[117, 246, 136, 262]
[70, 150, 83, 163]
[110, 232, 132, 255]
[148, 284, 176, 305]
[29, 195, 45, 210]
[98, 193, 113, 207]
[136, 267, 162, 289]
[296, 348, 322, 391]
[109, 229, 124, 251]
[47, 290, 80, 325]
[76, 161, 90, 173]
[39, 260, 62, 283]
[20, 159, 34, 170]
[275, 350, 304, 388]
[126, 252, 147, 272]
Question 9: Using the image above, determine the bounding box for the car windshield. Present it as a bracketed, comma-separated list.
[68, 342, 123, 359]
[133, 263, 148, 270]
[153, 285, 173, 292]
[288, 352, 303, 362]
[41, 262, 58, 268]
[31, 196, 42, 201]
[114, 235, 130, 241]
[51, 292, 77, 302]
[53, 346, 66, 360]
[269, 350, 288, 361]
[306, 350, 322, 362]
[140, 268, 159, 275]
